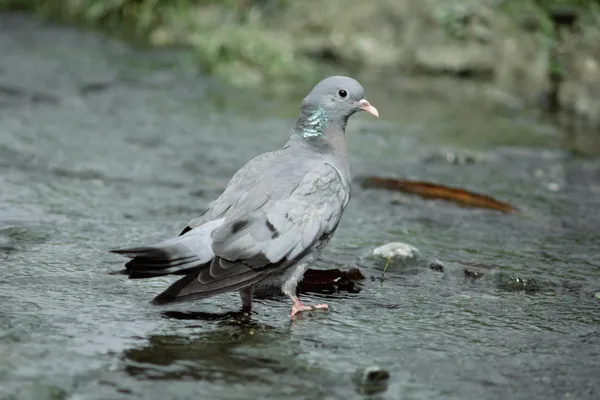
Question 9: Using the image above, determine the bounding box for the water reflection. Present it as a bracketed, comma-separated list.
[161, 309, 253, 322]
[123, 321, 282, 384]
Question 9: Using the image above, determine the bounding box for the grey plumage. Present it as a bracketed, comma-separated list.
[111, 76, 378, 316]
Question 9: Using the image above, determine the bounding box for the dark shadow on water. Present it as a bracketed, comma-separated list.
[161, 309, 253, 322]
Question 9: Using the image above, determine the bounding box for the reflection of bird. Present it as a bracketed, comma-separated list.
[111, 76, 379, 317]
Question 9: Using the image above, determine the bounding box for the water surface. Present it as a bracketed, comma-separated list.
[1, 13, 599, 400]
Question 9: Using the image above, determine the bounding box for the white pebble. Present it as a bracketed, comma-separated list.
[372, 242, 420, 260]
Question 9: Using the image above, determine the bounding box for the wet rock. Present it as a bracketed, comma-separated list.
[0, 226, 49, 249]
[429, 258, 446, 273]
[464, 268, 485, 279]
[297, 267, 364, 295]
[252, 267, 365, 298]
[594, 292, 600, 301]
[494, 272, 541, 293]
[353, 366, 390, 395]
[458, 260, 498, 279]
[372, 242, 420, 267]
[443, 151, 478, 165]
[423, 150, 482, 165]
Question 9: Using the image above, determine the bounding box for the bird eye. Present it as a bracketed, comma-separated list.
[338, 89, 347, 98]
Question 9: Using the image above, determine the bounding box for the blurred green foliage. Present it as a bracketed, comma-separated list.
[0, 0, 316, 85]
[0, 0, 185, 32]
[0, 0, 599, 86]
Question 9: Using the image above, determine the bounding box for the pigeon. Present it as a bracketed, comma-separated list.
[111, 76, 379, 317]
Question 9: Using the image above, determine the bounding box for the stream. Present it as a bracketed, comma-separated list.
[1, 12, 599, 400]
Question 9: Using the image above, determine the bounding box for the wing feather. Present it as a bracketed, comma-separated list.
[119, 152, 351, 306]
[211, 163, 349, 269]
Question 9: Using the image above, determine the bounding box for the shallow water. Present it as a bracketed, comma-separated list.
[1, 13, 599, 400]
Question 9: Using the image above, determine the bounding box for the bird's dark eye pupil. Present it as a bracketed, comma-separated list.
[338, 89, 347, 98]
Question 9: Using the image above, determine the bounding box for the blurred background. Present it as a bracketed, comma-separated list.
[1, 1, 599, 400]
[2, 0, 600, 153]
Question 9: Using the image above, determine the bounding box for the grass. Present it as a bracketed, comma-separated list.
[379, 257, 393, 284]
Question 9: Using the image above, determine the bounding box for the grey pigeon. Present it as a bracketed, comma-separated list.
[111, 76, 379, 317]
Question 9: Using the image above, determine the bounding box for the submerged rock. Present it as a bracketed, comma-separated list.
[369, 243, 421, 282]
[17, 384, 67, 400]
[429, 258, 446, 273]
[353, 366, 390, 395]
[495, 272, 541, 293]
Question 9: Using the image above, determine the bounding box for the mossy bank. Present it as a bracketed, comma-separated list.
[3, 0, 600, 139]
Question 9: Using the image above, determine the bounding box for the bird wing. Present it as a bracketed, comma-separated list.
[183, 150, 281, 232]
[151, 160, 350, 304]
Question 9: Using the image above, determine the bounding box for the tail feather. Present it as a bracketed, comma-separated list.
[111, 244, 207, 278]
[124, 254, 198, 271]
[111, 219, 223, 279]
[110, 246, 161, 257]
[151, 268, 266, 305]
[110, 218, 269, 306]
[126, 265, 205, 280]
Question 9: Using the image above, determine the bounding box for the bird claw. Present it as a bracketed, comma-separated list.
[290, 300, 329, 317]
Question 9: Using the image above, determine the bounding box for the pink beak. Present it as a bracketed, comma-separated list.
[358, 99, 379, 117]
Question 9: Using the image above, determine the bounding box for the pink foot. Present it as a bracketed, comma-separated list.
[290, 297, 329, 317]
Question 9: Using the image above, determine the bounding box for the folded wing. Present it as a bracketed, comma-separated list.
[151, 163, 350, 305]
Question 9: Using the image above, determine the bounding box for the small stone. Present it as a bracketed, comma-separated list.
[429, 258, 445, 272]
[495, 273, 541, 293]
[423, 150, 484, 166]
[372, 242, 420, 261]
[464, 268, 484, 279]
[353, 366, 390, 395]
[445, 151, 476, 165]
[594, 292, 600, 301]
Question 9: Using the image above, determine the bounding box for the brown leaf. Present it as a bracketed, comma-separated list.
[360, 177, 519, 214]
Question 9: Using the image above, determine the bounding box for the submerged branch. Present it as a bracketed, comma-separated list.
[360, 177, 519, 214]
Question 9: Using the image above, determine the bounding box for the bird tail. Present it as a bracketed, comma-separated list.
[110, 219, 222, 279]
[111, 218, 268, 306]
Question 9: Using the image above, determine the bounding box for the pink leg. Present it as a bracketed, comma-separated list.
[290, 296, 329, 317]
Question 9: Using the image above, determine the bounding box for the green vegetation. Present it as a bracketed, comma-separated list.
[0, 0, 317, 86]
[1, 0, 186, 33]
[1, 0, 599, 88]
